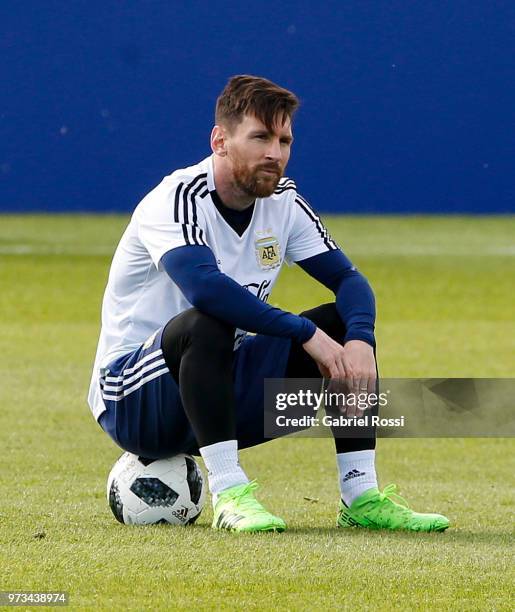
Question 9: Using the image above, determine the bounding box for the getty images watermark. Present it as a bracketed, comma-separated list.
[264, 378, 515, 438]
[274, 387, 403, 429]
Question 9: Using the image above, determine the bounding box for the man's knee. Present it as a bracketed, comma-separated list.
[161, 308, 235, 380]
[171, 307, 235, 349]
[300, 302, 345, 339]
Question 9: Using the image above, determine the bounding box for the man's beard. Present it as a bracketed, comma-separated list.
[231, 158, 282, 198]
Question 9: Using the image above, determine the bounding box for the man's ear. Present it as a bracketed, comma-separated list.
[210, 125, 228, 157]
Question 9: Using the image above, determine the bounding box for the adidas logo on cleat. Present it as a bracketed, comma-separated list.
[338, 501, 361, 528]
[340, 514, 360, 527]
[215, 510, 246, 530]
[342, 469, 365, 482]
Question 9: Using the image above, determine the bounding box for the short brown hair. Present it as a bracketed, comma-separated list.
[215, 75, 299, 132]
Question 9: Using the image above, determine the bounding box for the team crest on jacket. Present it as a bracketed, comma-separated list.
[255, 236, 281, 270]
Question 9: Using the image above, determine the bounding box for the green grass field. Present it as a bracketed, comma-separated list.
[0, 215, 514, 611]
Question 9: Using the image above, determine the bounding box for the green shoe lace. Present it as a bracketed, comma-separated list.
[372, 484, 416, 527]
[219, 480, 262, 510]
[379, 483, 409, 506]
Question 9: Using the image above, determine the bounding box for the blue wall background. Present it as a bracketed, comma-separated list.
[1, 1, 514, 213]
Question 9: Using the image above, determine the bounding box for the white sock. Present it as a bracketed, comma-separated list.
[337, 449, 378, 506]
[199, 440, 249, 505]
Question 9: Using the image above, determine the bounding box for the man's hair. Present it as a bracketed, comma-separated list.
[215, 75, 299, 132]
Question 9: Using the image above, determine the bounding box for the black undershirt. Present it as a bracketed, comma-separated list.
[210, 190, 254, 237]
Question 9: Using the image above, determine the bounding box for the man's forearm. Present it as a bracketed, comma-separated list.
[335, 273, 376, 347]
[297, 249, 376, 347]
[161, 246, 316, 343]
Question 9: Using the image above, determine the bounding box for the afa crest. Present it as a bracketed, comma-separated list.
[255, 236, 281, 270]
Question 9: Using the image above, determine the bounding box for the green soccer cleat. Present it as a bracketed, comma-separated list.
[337, 484, 450, 532]
[212, 481, 286, 533]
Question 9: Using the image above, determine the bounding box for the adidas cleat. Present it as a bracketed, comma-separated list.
[337, 484, 450, 532]
[212, 481, 286, 533]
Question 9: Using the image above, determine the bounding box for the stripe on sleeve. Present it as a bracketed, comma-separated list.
[181, 174, 208, 246]
[190, 181, 208, 247]
[181, 223, 191, 245]
[295, 195, 338, 250]
[174, 183, 184, 223]
[274, 178, 296, 194]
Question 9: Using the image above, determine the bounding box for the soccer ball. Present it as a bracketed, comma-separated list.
[106, 452, 206, 525]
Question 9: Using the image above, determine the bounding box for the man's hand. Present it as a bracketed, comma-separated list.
[302, 328, 376, 416]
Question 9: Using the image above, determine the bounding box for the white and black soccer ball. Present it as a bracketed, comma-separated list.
[107, 452, 206, 526]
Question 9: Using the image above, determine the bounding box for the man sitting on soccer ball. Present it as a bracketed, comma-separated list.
[88, 75, 449, 533]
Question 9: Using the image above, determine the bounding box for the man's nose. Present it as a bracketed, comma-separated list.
[265, 139, 282, 161]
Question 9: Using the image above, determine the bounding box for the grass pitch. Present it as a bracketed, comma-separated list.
[0, 214, 513, 610]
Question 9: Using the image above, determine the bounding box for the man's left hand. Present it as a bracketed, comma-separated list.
[333, 340, 376, 417]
